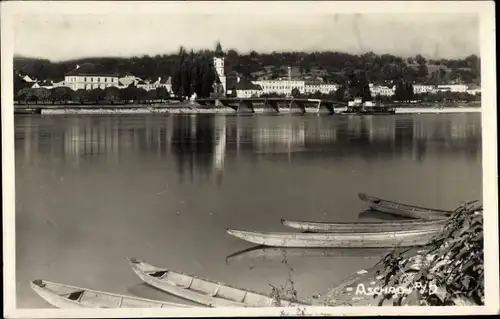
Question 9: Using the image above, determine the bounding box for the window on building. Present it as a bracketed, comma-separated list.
[84, 77, 87, 82]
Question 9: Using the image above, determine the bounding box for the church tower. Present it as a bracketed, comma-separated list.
[213, 42, 226, 94]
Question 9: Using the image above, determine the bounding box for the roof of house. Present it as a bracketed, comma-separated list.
[159, 76, 172, 84]
[231, 77, 262, 91]
[66, 63, 119, 77]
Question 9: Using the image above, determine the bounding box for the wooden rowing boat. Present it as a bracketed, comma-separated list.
[128, 258, 309, 307]
[280, 218, 447, 233]
[358, 193, 452, 220]
[30, 279, 191, 308]
[226, 228, 440, 248]
[226, 245, 391, 264]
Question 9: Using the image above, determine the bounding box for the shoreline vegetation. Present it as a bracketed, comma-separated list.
[274, 202, 484, 308]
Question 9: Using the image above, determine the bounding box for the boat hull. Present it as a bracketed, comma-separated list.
[281, 218, 446, 233]
[226, 229, 440, 248]
[31, 279, 189, 309]
[358, 193, 452, 220]
[31, 282, 88, 308]
[128, 258, 306, 307]
[130, 262, 244, 307]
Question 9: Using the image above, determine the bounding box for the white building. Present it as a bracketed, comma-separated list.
[252, 79, 306, 96]
[64, 63, 119, 90]
[136, 77, 173, 92]
[318, 83, 338, 94]
[370, 84, 395, 96]
[31, 81, 51, 89]
[413, 84, 436, 94]
[466, 88, 481, 95]
[304, 80, 322, 94]
[31, 80, 66, 89]
[118, 75, 141, 87]
[436, 84, 468, 93]
[21, 74, 37, 83]
[229, 77, 263, 98]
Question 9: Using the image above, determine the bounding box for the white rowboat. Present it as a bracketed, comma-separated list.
[226, 228, 440, 248]
[31, 279, 191, 308]
[128, 258, 310, 307]
[281, 218, 447, 233]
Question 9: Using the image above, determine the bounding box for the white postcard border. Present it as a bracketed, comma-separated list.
[2, 1, 498, 317]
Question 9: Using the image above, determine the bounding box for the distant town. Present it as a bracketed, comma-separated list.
[13, 42, 481, 105]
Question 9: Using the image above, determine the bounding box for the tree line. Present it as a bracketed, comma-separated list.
[14, 86, 172, 105]
[14, 50, 480, 86]
[170, 47, 220, 99]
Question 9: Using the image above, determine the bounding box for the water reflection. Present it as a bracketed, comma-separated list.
[15, 113, 482, 183]
[14, 112, 483, 308]
[225, 245, 390, 265]
[171, 115, 215, 183]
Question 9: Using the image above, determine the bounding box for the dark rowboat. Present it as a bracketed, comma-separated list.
[280, 218, 447, 233]
[358, 193, 452, 220]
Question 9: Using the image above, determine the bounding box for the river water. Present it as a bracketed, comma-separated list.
[14, 112, 482, 308]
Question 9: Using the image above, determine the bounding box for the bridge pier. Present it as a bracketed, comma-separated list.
[194, 97, 345, 114]
[296, 101, 306, 114]
[264, 100, 280, 113]
[216, 99, 238, 111]
[318, 102, 335, 115]
[290, 100, 306, 114]
[238, 100, 255, 113]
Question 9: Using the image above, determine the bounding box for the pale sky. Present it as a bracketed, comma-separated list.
[11, 5, 480, 61]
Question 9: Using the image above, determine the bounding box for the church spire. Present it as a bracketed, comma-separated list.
[214, 41, 224, 57]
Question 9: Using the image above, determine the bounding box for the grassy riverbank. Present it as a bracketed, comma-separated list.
[311, 202, 484, 306]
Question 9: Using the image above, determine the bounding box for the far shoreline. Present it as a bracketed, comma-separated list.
[14, 102, 482, 116]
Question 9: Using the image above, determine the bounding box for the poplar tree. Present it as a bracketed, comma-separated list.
[172, 48, 218, 99]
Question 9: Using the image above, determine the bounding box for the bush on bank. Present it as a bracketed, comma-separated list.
[14, 86, 173, 105]
[374, 201, 484, 306]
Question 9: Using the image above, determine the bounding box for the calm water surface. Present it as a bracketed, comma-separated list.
[15, 113, 482, 308]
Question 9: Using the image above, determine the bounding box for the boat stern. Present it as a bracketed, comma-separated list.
[31, 279, 46, 288]
[127, 257, 167, 277]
